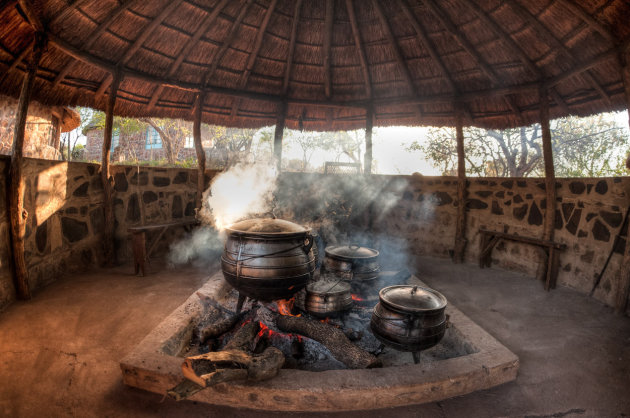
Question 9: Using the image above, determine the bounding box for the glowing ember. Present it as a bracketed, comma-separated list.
[351, 294, 364, 301]
[275, 298, 300, 317]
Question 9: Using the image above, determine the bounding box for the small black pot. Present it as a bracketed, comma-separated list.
[370, 285, 447, 352]
[305, 280, 353, 318]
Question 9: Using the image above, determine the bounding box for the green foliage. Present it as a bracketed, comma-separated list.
[408, 113, 629, 178]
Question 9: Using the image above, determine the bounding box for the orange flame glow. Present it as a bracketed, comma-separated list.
[351, 294, 364, 302]
[275, 298, 300, 317]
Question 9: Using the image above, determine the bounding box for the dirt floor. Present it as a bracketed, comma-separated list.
[0, 256, 628, 418]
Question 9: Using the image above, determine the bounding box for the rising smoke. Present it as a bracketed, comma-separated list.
[170, 160, 436, 276]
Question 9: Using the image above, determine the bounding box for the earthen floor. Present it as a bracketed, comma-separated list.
[0, 256, 628, 417]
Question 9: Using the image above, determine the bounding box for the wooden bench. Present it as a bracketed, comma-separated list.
[478, 228, 567, 291]
[128, 219, 198, 276]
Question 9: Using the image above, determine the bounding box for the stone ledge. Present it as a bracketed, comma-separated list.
[120, 272, 519, 412]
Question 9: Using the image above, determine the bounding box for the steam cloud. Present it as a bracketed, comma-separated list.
[198, 161, 278, 229]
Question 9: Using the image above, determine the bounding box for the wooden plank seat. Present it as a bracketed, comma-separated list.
[128, 219, 198, 276]
[478, 228, 567, 291]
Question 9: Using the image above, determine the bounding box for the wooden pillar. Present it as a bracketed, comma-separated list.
[539, 87, 558, 290]
[616, 53, 630, 314]
[193, 92, 206, 211]
[453, 104, 467, 263]
[273, 101, 287, 171]
[9, 33, 46, 300]
[364, 104, 373, 175]
[101, 69, 122, 265]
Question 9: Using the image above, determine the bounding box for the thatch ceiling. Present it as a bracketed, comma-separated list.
[0, 0, 629, 131]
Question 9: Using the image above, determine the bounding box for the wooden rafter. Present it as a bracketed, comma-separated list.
[345, 0, 371, 98]
[148, 0, 230, 111]
[505, 0, 612, 106]
[371, 0, 415, 93]
[17, 0, 44, 32]
[399, 0, 476, 122]
[50, 0, 91, 26]
[283, 0, 302, 95]
[0, 40, 33, 84]
[53, 0, 144, 88]
[201, 0, 254, 88]
[555, 0, 616, 44]
[422, 0, 524, 123]
[229, 0, 278, 118]
[94, 0, 184, 100]
[45, 30, 625, 112]
[323, 0, 333, 99]
[460, 0, 570, 115]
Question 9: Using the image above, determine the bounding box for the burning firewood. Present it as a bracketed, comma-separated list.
[167, 321, 284, 400]
[275, 314, 381, 369]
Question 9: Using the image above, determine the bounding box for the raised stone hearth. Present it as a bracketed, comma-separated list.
[120, 272, 519, 412]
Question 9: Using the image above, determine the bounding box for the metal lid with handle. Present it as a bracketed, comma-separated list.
[379, 285, 447, 313]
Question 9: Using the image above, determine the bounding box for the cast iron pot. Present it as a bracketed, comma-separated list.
[305, 280, 353, 318]
[370, 285, 447, 352]
[323, 245, 380, 282]
[221, 218, 315, 301]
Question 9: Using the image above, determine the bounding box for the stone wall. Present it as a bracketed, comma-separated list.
[0, 157, 212, 312]
[109, 165, 218, 261]
[276, 172, 630, 313]
[0, 94, 62, 160]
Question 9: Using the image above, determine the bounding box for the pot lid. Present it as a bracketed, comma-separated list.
[307, 280, 350, 295]
[379, 285, 447, 313]
[325, 245, 379, 261]
[225, 218, 310, 237]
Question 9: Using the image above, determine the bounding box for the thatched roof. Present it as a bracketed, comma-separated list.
[0, 0, 629, 131]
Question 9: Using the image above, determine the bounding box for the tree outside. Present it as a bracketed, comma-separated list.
[408, 112, 629, 177]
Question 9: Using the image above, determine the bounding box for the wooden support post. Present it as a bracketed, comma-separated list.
[364, 105, 373, 175]
[273, 101, 287, 171]
[539, 87, 557, 290]
[101, 69, 122, 265]
[193, 93, 206, 211]
[453, 104, 467, 263]
[8, 33, 46, 300]
[616, 53, 630, 314]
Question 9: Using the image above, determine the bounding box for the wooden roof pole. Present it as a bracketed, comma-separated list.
[94, 0, 183, 101]
[101, 69, 122, 265]
[53, 0, 143, 89]
[9, 32, 46, 300]
[345, 0, 371, 99]
[615, 50, 630, 314]
[193, 93, 206, 211]
[273, 101, 287, 172]
[364, 104, 373, 175]
[421, 0, 524, 124]
[539, 87, 557, 290]
[453, 103, 467, 263]
[323, 0, 333, 100]
[283, 0, 302, 95]
[230, 0, 278, 118]
[147, 0, 229, 111]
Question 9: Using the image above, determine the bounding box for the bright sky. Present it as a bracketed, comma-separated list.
[69, 110, 628, 176]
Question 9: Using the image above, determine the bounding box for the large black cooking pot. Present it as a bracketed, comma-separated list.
[221, 218, 315, 301]
[370, 285, 447, 353]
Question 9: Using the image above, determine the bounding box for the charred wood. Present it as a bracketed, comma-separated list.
[276, 314, 381, 369]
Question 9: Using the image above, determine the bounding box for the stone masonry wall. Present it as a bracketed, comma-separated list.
[0, 94, 62, 160]
[0, 157, 214, 312]
[277, 173, 630, 313]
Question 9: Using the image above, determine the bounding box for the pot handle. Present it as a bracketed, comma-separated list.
[303, 233, 314, 254]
